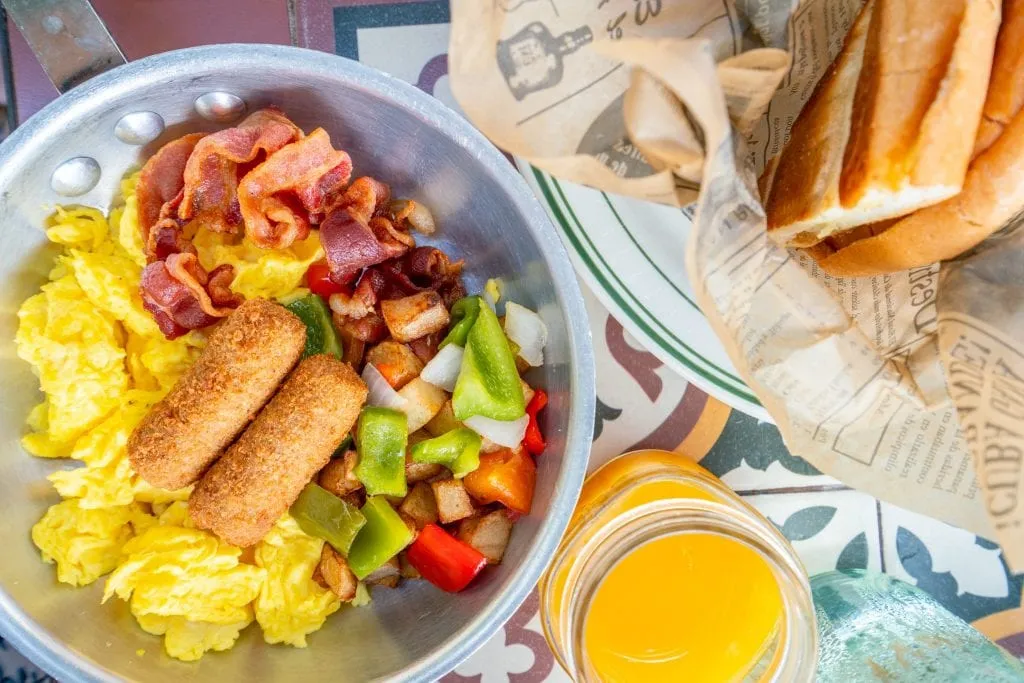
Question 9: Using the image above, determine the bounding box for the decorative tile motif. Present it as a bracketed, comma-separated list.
[746, 491, 882, 576]
[0, 636, 55, 683]
[701, 410, 844, 492]
[880, 503, 1024, 625]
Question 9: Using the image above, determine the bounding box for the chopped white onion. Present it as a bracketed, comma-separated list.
[406, 200, 437, 235]
[362, 363, 409, 412]
[483, 290, 497, 312]
[504, 302, 547, 367]
[419, 343, 463, 392]
[465, 414, 529, 448]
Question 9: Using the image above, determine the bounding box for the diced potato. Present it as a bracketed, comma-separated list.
[335, 317, 366, 368]
[457, 510, 514, 565]
[399, 482, 439, 529]
[364, 556, 401, 588]
[318, 450, 363, 497]
[317, 545, 358, 601]
[406, 457, 444, 484]
[398, 512, 419, 539]
[520, 379, 535, 406]
[381, 291, 450, 342]
[480, 437, 505, 454]
[424, 399, 463, 437]
[515, 356, 531, 375]
[399, 552, 421, 579]
[398, 378, 447, 432]
[341, 491, 365, 510]
[366, 341, 424, 389]
[431, 478, 476, 524]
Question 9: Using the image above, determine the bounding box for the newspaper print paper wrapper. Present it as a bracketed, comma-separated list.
[450, 0, 1024, 570]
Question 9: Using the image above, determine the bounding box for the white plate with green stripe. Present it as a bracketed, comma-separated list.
[519, 162, 769, 421]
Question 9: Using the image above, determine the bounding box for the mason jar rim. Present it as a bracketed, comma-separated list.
[539, 455, 819, 681]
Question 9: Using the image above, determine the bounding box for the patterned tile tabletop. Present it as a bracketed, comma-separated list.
[1, 1, 1022, 681]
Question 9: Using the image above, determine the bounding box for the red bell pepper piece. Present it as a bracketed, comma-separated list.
[305, 261, 346, 299]
[524, 389, 548, 456]
[464, 447, 536, 515]
[406, 523, 488, 592]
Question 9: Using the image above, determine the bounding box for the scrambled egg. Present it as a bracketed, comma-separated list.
[193, 226, 322, 300]
[102, 505, 266, 662]
[19, 175, 340, 662]
[16, 274, 128, 457]
[254, 516, 341, 647]
[31, 499, 151, 586]
[48, 390, 190, 509]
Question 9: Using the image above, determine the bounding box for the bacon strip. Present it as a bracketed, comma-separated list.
[296, 159, 353, 223]
[327, 246, 464, 344]
[179, 108, 301, 234]
[337, 176, 390, 224]
[320, 207, 413, 284]
[238, 128, 353, 249]
[140, 255, 240, 340]
[136, 133, 206, 258]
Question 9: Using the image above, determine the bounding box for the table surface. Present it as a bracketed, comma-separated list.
[0, 2, 1022, 681]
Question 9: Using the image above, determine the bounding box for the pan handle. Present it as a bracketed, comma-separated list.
[2, 0, 125, 94]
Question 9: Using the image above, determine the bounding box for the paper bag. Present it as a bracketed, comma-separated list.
[449, 0, 1024, 569]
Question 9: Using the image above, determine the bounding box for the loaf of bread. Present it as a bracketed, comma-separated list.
[807, 101, 1024, 276]
[804, 0, 1024, 277]
[974, 0, 1024, 156]
[764, 0, 1001, 248]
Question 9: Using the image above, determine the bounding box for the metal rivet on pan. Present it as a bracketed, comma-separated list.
[51, 157, 101, 197]
[194, 92, 246, 123]
[114, 111, 165, 145]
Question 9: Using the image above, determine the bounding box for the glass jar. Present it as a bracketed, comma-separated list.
[540, 450, 819, 682]
[813, 569, 1024, 681]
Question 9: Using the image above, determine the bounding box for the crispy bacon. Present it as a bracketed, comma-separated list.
[337, 176, 391, 224]
[238, 129, 353, 249]
[332, 309, 388, 344]
[327, 246, 465, 345]
[179, 108, 301, 234]
[148, 218, 194, 262]
[140, 254, 240, 339]
[320, 207, 413, 284]
[370, 247, 465, 306]
[132, 108, 463, 344]
[136, 133, 206, 259]
[296, 159, 353, 223]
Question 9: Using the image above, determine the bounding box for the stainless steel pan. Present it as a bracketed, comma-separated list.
[0, 1, 595, 680]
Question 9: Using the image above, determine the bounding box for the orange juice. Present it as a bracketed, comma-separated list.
[540, 450, 816, 682]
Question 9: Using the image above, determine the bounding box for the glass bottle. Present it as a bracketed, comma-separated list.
[540, 450, 819, 681]
[496, 22, 594, 100]
[813, 569, 1024, 681]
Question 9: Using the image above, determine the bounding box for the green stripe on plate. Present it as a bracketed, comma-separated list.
[532, 168, 761, 406]
[600, 192, 700, 312]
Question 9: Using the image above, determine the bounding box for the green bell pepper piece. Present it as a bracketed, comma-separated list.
[290, 483, 366, 556]
[409, 428, 482, 478]
[355, 407, 408, 497]
[281, 292, 343, 358]
[347, 496, 415, 580]
[452, 299, 525, 421]
[439, 295, 482, 349]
